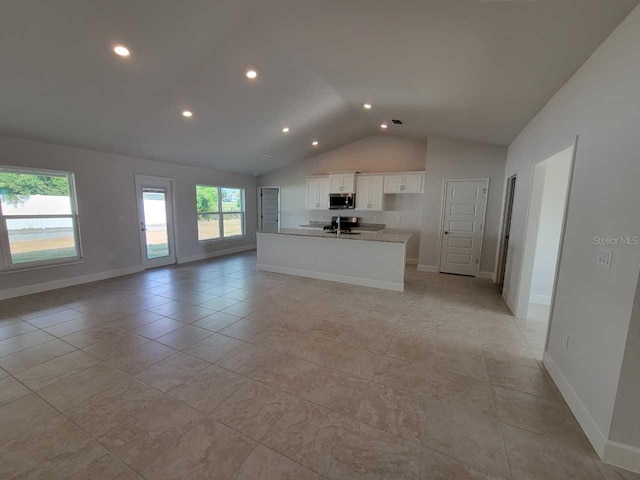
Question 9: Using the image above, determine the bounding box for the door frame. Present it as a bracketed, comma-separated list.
[257, 186, 280, 233]
[514, 136, 578, 333]
[134, 174, 178, 269]
[496, 174, 517, 285]
[436, 178, 490, 277]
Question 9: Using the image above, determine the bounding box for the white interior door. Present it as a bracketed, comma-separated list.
[439, 179, 488, 276]
[260, 187, 280, 233]
[135, 175, 176, 269]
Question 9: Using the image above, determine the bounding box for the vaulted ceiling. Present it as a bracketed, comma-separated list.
[0, 0, 637, 175]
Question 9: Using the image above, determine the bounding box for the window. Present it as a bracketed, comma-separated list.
[0, 167, 82, 270]
[196, 185, 245, 241]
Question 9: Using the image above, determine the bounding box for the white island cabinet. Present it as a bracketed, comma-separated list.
[256, 229, 411, 291]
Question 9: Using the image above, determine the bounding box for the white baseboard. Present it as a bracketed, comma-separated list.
[545, 354, 640, 473]
[478, 271, 494, 280]
[543, 352, 608, 457]
[406, 258, 418, 265]
[256, 263, 404, 292]
[604, 440, 640, 474]
[0, 265, 144, 301]
[530, 293, 552, 305]
[502, 288, 516, 314]
[417, 264, 438, 273]
[178, 244, 256, 264]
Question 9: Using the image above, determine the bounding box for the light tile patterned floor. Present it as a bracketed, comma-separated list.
[0, 251, 637, 479]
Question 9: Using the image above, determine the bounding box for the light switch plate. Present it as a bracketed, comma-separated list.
[597, 248, 613, 268]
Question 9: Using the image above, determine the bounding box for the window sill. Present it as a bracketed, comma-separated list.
[0, 259, 85, 275]
[198, 235, 246, 245]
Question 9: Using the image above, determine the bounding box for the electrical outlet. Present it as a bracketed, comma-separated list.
[318, 255, 323, 265]
[562, 335, 569, 350]
[597, 248, 613, 268]
[117, 215, 126, 223]
[373, 215, 378, 222]
[396, 215, 401, 223]
[109, 253, 116, 261]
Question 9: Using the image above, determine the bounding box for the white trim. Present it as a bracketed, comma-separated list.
[178, 244, 256, 265]
[478, 271, 494, 279]
[0, 166, 83, 271]
[406, 257, 418, 265]
[530, 294, 552, 305]
[543, 352, 640, 474]
[543, 352, 608, 457]
[543, 138, 579, 350]
[603, 440, 640, 474]
[256, 263, 404, 291]
[0, 265, 143, 301]
[514, 137, 578, 321]
[417, 264, 438, 273]
[502, 288, 516, 314]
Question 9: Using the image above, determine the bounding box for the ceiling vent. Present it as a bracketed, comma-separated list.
[391, 119, 404, 125]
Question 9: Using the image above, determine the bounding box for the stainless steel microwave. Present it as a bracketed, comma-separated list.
[328, 193, 356, 209]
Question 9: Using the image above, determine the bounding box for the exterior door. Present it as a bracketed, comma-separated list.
[135, 175, 176, 269]
[439, 179, 488, 276]
[260, 187, 280, 233]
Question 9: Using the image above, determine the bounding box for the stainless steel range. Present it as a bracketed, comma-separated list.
[323, 216, 360, 234]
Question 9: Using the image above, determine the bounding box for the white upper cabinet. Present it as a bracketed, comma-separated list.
[355, 175, 385, 211]
[306, 176, 330, 210]
[329, 172, 356, 194]
[383, 172, 424, 194]
[307, 171, 424, 210]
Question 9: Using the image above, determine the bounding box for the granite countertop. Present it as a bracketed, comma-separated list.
[297, 221, 385, 231]
[267, 228, 411, 244]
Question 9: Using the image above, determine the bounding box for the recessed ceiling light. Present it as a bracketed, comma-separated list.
[182, 110, 193, 118]
[246, 70, 258, 79]
[363, 103, 372, 110]
[282, 127, 290, 133]
[380, 123, 388, 129]
[312, 141, 319, 146]
[113, 44, 130, 57]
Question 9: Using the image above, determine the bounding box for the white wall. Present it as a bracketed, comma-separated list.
[417, 136, 507, 274]
[529, 149, 573, 304]
[258, 134, 429, 260]
[0, 136, 257, 296]
[503, 4, 640, 463]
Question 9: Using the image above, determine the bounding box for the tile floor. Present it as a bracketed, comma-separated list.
[0, 251, 638, 480]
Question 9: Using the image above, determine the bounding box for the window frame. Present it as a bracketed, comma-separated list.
[196, 185, 245, 243]
[0, 166, 83, 272]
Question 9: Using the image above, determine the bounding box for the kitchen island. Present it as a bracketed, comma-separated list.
[256, 228, 411, 291]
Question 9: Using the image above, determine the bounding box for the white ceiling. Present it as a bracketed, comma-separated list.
[0, 0, 637, 175]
